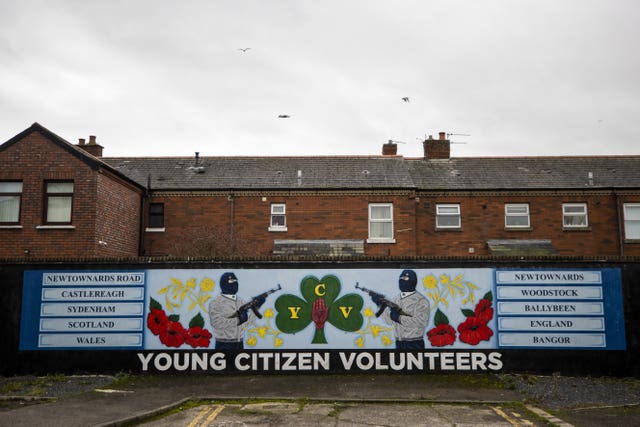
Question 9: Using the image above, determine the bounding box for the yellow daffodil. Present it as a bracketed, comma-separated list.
[355, 337, 364, 348]
[258, 326, 267, 338]
[186, 278, 196, 289]
[263, 308, 274, 318]
[370, 324, 381, 337]
[422, 275, 437, 289]
[382, 335, 393, 346]
[440, 274, 450, 284]
[274, 337, 283, 347]
[246, 336, 257, 347]
[200, 278, 214, 292]
[363, 307, 374, 317]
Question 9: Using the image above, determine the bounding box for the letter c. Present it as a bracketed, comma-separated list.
[315, 283, 326, 296]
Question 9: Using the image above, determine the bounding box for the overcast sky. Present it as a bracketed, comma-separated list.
[1, 0, 639, 158]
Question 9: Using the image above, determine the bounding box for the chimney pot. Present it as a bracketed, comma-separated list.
[439, 132, 446, 140]
[77, 135, 103, 157]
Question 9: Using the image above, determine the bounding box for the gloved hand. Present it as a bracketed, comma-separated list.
[390, 308, 402, 324]
[237, 309, 249, 325]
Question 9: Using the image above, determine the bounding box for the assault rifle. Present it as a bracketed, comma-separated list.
[229, 284, 282, 324]
[355, 282, 413, 318]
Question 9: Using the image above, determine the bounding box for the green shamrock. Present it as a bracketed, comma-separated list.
[275, 275, 364, 344]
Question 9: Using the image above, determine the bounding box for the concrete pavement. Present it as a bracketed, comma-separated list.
[1, 374, 527, 426]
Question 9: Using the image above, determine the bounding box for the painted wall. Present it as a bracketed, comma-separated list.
[3, 260, 636, 376]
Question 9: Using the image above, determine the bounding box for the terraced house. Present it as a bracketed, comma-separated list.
[1, 122, 640, 259]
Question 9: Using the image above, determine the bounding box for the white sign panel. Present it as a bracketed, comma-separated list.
[498, 317, 605, 331]
[496, 286, 602, 300]
[496, 271, 602, 284]
[498, 333, 606, 348]
[38, 333, 143, 348]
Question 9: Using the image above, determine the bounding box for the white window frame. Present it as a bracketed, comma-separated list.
[623, 203, 640, 240]
[0, 181, 22, 226]
[268, 203, 287, 232]
[505, 203, 530, 229]
[44, 181, 74, 225]
[563, 203, 588, 229]
[368, 203, 395, 243]
[436, 204, 461, 229]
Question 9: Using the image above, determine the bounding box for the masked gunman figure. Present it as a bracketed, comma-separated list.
[373, 270, 430, 349]
[209, 272, 265, 350]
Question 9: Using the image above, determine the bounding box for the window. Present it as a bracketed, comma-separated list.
[505, 203, 530, 228]
[269, 203, 287, 231]
[624, 203, 640, 240]
[0, 181, 22, 225]
[44, 181, 73, 225]
[436, 204, 461, 229]
[368, 203, 394, 242]
[148, 203, 165, 229]
[563, 203, 588, 228]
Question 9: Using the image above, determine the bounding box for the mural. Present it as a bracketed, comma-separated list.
[19, 268, 625, 353]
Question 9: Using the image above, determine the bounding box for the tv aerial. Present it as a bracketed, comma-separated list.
[447, 133, 470, 144]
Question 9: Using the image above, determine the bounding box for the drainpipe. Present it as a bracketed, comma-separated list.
[614, 190, 624, 257]
[138, 175, 151, 257]
[229, 192, 235, 240]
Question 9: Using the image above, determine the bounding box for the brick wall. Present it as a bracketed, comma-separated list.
[95, 172, 141, 257]
[143, 189, 640, 258]
[415, 191, 639, 257]
[144, 192, 418, 257]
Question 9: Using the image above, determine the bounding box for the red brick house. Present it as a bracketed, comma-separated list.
[2, 123, 640, 259]
[0, 123, 143, 258]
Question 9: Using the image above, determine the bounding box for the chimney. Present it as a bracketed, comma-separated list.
[423, 132, 450, 159]
[77, 135, 104, 157]
[382, 140, 398, 156]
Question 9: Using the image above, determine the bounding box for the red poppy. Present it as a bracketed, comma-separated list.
[185, 326, 213, 348]
[427, 324, 456, 347]
[159, 320, 187, 348]
[147, 309, 168, 335]
[457, 316, 493, 345]
[474, 299, 494, 323]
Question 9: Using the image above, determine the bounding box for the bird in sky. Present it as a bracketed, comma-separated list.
[278, 115, 291, 118]
[238, 48, 251, 52]
[401, 97, 410, 103]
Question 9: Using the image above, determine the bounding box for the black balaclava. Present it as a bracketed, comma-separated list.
[398, 269, 417, 293]
[220, 272, 238, 295]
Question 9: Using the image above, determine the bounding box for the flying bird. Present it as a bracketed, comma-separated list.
[278, 115, 291, 118]
[238, 48, 251, 52]
[401, 97, 410, 103]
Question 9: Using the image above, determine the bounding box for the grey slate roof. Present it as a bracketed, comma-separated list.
[102, 155, 640, 191]
[103, 156, 415, 190]
[407, 156, 640, 190]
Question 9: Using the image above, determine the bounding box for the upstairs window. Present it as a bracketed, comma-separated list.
[624, 203, 640, 240]
[436, 204, 461, 229]
[505, 203, 530, 228]
[148, 203, 165, 229]
[0, 181, 22, 225]
[368, 203, 394, 242]
[269, 203, 287, 231]
[44, 181, 73, 225]
[563, 203, 588, 228]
